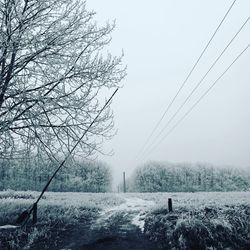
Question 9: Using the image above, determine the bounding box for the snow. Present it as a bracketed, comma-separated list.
[96, 197, 155, 232]
[0, 225, 20, 230]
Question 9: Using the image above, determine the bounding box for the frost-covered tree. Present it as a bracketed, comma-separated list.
[0, 157, 113, 192]
[0, 0, 125, 160]
[128, 161, 250, 192]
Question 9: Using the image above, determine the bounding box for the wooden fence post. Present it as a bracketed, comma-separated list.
[32, 203, 37, 224]
[168, 198, 173, 212]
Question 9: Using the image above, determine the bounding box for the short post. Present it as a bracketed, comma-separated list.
[32, 203, 37, 224]
[123, 171, 126, 193]
[168, 198, 173, 212]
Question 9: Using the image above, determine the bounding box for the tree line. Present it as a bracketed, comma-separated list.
[127, 161, 250, 192]
[0, 157, 112, 192]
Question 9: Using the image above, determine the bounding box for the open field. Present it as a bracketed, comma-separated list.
[0, 191, 250, 249]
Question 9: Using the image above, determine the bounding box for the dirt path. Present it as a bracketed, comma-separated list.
[93, 197, 155, 231]
[60, 197, 158, 250]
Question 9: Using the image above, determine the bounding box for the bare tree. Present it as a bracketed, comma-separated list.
[0, 0, 125, 160]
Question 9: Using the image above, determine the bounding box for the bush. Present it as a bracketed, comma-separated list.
[144, 205, 250, 250]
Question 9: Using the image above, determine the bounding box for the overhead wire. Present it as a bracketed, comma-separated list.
[139, 16, 250, 158]
[135, 0, 237, 159]
[145, 42, 250, 157]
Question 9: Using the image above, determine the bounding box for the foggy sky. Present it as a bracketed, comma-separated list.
[86, 0, 250, 185]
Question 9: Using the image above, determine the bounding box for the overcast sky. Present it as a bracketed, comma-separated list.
[86, 0, 250, 184]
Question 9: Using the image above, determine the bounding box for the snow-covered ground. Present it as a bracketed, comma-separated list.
[122, 191, 250, 208]
[94, 197, 155, 231]
[1, 191, 250, 232]
[1, 191, 250, 249]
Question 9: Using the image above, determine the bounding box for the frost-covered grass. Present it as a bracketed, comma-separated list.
[144, 205, 250, 250]
[0, 191, 249, 249]
[0, 190, 125, 208]
[122, 192, 250, 249]
[0, 191, 125, 229]
[121, 191, 250, 209]
[135, 192, 250, 250]
[0, 191, 124, 249]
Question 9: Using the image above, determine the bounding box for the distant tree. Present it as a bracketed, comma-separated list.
[128, 161, 250, 192]
[0, 0, 125, 160]
[0, 156, 113, 192]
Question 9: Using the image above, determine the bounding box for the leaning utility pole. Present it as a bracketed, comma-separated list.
[17, 88, 119, 226]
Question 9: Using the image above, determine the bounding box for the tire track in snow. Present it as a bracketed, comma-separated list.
[80, 197, 157, 249]
[92, 197, 155, 232]
[60, 197, 157, 249]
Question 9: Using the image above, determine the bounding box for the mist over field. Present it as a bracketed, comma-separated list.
[0, 0, 250, 249]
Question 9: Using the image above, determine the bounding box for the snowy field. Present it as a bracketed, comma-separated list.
[1, 191, 249, 226]
[1, 191, 249, 228]
[0, 191, 250, 249]
[1, 190, 249, 207]
[122, 191, 250, 208]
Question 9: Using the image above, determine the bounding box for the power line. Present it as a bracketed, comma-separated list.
[146, 43, 250, 157]
[140, 16, 249, 158]
[135, 0, 237, 159]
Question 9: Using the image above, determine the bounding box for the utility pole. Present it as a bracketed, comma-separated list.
[16, 88, 119, 226]
[123, 171, 126, 193]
